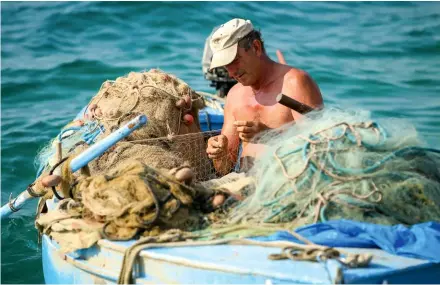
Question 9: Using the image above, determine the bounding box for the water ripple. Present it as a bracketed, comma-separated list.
[2, 2, 440, 283]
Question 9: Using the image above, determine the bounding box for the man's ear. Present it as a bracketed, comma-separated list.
[252, 40, 263, 57]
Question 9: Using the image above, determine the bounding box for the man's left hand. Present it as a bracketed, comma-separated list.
[234, 120, 267, 142]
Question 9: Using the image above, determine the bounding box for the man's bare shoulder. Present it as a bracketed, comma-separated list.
[283, 66, 312, 86]
[282, 66, 323, 107]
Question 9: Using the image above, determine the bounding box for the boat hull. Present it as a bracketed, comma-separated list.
[41, 94, 440, 284]
[43, 234, 440, 284]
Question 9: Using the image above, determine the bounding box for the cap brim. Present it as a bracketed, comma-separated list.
[209, 43, 238, 71]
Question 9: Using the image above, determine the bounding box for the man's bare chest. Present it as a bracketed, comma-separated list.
[233, 100, 293, 128]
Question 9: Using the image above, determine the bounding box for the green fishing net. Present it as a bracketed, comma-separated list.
[223, 108, 440, 228]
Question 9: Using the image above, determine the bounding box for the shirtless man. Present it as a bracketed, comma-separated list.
[206, 18, 323, 175]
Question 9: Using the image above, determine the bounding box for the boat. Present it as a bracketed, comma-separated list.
[3, 39, 440, 285]
[32, 86, 440, 285]
[41, 223, 440, 284]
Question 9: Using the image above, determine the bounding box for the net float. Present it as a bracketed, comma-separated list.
[183, 114, 194, 125]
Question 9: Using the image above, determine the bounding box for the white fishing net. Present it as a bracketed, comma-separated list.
[34, 71, 440, 254]
[220, 108, 440, 228]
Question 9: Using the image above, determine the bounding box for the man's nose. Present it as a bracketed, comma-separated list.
[224, 64, 237, 76]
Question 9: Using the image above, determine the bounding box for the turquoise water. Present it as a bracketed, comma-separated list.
[1, 1, 439, 283]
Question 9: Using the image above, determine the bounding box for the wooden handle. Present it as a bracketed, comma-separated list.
[276, 93, 314, 114]
[56, 141, 62, 162]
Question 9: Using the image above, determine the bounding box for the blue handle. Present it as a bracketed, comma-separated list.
[1, 114, 147, 220]
[70, 115, 147, 172]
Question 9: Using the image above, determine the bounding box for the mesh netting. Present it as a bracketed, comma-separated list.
[34, 71, 440, 254]
[220, 108, 440, 228]
[86, 69, 204, 141]
[36, 69, 221, 182]
[35, 70, 228, 252]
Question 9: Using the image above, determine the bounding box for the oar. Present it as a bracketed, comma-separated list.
[0, 114, 148, 219]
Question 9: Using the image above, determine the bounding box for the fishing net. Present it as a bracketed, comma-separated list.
[218, 108, 440, 229]
[35, 69, 217, 182]
[34, 69, 440, 254]
[34, 70, 229, 252]
[35, 158, 214, 252]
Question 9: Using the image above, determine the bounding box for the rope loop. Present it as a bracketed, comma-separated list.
[26, 182, 45, 198]
[49, 156, 70, 200]
[8, 193, 20, 212]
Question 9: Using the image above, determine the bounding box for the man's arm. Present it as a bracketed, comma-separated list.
[208, 85, 241, 175]
[282, 69, 323, 121]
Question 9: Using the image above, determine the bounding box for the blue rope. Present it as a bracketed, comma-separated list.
[364, 122, 388, 148]
[348, 122, 388, 149]
[80, 121, 105, 145]
[262, 143, 315, 208]
[263, 168, 313, 207]
[58, 126, 83, 141]
[257, 122, 439, 223]
[278, 146, 302, 158]
[35, 119, 107, 180]
[264, 204, 290, 222]
[303, 140, 318, 173]
[83, 129, 102, 145]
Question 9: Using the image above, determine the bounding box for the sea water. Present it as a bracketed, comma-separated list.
[1, 2, 439, 283]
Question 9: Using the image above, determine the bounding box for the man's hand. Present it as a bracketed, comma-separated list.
[234, 121, 266, 142]
[206, 134, 229, 159]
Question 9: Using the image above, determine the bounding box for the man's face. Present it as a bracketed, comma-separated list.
[224, 45, 259, 86]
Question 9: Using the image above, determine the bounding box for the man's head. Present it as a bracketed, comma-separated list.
[210, 18, 266, 86]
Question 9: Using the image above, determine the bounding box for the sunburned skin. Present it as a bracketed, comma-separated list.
[205, 22, 325, 209]
[207, 48, 323, 176]
[229, 66, 302, 159]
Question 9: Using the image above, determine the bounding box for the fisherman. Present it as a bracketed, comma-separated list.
[206, 18, 324, 175]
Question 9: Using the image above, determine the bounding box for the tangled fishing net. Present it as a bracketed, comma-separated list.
[221, 108, 440, 229]
[35, 69, 214, 181]
[34, 70, 440, 254]
[35, 158, 214, 252]
[34, 70, 226, 252]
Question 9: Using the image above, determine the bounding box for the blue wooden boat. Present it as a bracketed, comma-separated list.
[1, 86, 438, 284]
[36, 91, 440, 284]
[42, 232, 440, 284]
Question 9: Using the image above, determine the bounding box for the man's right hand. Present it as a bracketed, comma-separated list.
[206, 134, 228, 160]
